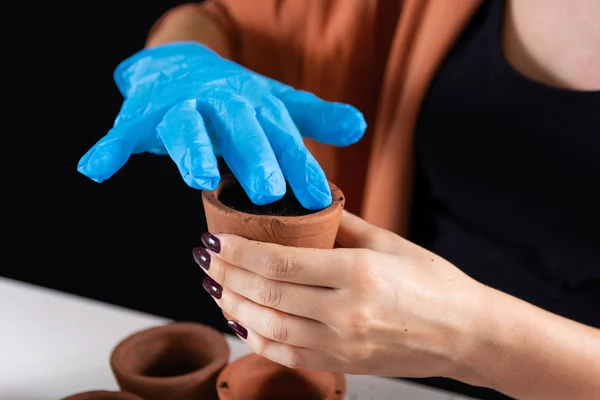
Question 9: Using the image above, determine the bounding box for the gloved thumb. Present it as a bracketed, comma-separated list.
[276, 89, 367, 147]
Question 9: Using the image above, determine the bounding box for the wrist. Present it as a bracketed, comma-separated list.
[399, 269, 499, 383]
[443, 281, 504, 387]
[449, 284, 600, 399]
[145, 4, 233, 59]
[448, 282, 546, 393]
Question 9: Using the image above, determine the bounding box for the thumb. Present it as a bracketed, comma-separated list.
[276, 88, 367, 147]
[336, 210, 398, 253]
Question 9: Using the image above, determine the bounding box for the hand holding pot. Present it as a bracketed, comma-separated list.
[77, 42, 366, 209]
[192, 210, 484, 379]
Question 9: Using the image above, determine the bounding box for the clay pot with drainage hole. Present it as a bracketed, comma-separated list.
[216, 353, 346, 400]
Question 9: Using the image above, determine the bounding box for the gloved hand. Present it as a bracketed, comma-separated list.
[77, 42, 366, 209]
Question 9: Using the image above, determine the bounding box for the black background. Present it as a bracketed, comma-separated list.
[7, 0, 228, 331]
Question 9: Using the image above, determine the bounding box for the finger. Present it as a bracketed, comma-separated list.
[256, 95, 331, 210]
[77, 119, 149, 183]
[211, 281, 338, 351]
[157, 99, 220, 190]
[199, 94, 286, 205]
[273, 85, 367, 147]
[202, 233, 353, 288]
[196, 247, 339, 322]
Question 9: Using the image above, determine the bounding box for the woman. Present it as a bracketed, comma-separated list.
[78, 0, 600, 398]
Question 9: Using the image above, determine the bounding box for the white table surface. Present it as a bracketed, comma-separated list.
[0, 277, 472, 400]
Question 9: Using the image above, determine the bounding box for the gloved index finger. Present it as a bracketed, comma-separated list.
[256, 95, 332, 210]
[199, 94, 286, 205]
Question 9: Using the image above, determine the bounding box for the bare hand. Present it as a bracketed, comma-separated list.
[193, 210, 482, 378]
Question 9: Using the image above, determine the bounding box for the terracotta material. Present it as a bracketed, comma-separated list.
[201, 175, 345, 249]
[110, 322, 230, 400]
[216, 353, 346, 400]
[61, 391, 144, 400]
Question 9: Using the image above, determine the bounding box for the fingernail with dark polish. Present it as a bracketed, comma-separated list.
[202, 277, 222, 299]
[201, 233, 221, 253]
[227, 320, 248, 340]
[192, 247, 211, 270]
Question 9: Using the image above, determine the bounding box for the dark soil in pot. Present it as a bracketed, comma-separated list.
[219, 181, 318, 217]
[202, 174, 345, 249]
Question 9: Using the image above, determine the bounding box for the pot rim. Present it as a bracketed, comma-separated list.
[202, 174, 345, 224]
[61, 390, 144, 400]
[110, 322, 230, 386]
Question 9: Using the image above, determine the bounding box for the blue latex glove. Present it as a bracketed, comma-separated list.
[77, 42, 366, 209]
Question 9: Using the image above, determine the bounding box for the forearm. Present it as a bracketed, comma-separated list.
[456, 283, 600, 399]
[145, 4, 233, 59]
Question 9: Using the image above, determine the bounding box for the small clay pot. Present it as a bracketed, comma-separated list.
[202, 175, 345, 249]
[216, 353, 346, 400]
[203, 174, 345, 322]
[61, 391, 144, 400]
[110, 322, 230, 400]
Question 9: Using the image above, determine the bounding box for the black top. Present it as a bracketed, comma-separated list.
[409, 1, 600, 398]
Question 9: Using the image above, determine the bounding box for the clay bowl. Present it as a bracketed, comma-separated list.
[110, 322, 230, 400]
[216, 353, 346, 400]
[61, 391, 144, 400]
[201, 174, 345, 249]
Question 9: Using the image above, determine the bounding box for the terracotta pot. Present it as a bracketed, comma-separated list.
[61, 391, 144, 400]
[201, 174, 345, 249]
[202, 174, 345, 322]
[110, 322, 230, 400]
[216, 353, 346, 400]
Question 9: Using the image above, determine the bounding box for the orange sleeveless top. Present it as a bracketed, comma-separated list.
[152, 0, 483, 236]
